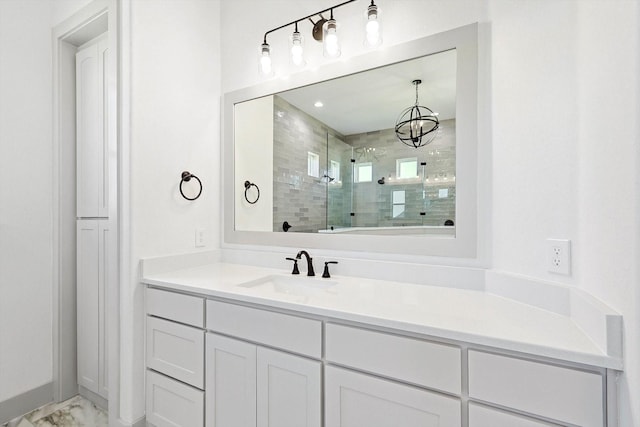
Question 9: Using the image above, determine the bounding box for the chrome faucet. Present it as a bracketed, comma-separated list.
[296, 250, 315, 277]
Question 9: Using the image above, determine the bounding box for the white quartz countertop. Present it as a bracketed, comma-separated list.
[141, 262, 621, 369]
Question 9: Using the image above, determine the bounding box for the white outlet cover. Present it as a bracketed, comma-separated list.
[195, 228, 206, 247]
[547, 238, 571, 275]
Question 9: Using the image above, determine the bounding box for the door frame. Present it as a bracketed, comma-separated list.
[52, 1, 125, 425]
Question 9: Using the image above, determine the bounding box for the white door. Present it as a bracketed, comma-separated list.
[206, 333, 257, 427]
[77, 219, 99, 394]
[256, 347, 321, 427]
[76, 219, 108, 399]
[76, 34, 108, 218]
[325, 365, 461, 427]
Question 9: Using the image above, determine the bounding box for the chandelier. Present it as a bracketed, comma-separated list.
[394, 79, 439, 148]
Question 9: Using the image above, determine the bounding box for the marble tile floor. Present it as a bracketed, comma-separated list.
[3, 396, 107, 427]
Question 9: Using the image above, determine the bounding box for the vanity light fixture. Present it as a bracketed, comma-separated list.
[259, 0, 381, 76]
[364, 0, 382, 47]
[323, 9, 341, 58]
[290, 22, 305, 66]
[259, 42, 272, 76]
[395, 79, 440, 148]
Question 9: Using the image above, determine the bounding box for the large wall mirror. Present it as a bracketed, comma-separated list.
[223, 24, 478, 258]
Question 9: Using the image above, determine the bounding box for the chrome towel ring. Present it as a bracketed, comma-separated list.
[180, 171, 202, 201]
[244, 181, 260, 204]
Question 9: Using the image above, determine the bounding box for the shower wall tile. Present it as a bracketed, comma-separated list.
[273, 96, 344, 233]
[273, 94, 456, 233]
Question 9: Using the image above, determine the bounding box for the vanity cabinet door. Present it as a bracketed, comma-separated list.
[206, 333, 257, 427]
[256, 347, 321, 427]
[325, 366, 461, 427]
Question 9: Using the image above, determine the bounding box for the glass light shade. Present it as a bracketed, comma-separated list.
[290, 31, 305, 66]
[364, 3, 382, 47]
[259, 42, 273, 76]
[323, 19, 341, 58]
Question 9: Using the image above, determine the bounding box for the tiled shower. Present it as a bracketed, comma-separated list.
[273, 95, 455, 233]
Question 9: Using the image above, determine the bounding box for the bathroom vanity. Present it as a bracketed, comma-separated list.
[141, 260, 621, 427]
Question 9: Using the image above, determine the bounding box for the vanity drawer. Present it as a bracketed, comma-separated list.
[146, 369, 204, 427]
[469, 403, 561, 427]
[206, 300, 322, 358]
[146, 316, 204, 388]
[146, 287, 204, 327]
[468, 350, 603, 427]
[325, 323, 461, 394]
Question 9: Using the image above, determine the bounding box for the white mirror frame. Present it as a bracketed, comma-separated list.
[223, 23, 478, 258]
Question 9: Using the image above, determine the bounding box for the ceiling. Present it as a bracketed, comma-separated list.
[277, 48, 457, 136]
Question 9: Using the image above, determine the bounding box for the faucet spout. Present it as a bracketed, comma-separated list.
[296, 250, 315, 277]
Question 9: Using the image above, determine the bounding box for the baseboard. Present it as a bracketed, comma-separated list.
[112, 415, 145, 427]
[78, 385, 108, 411]
[0, 383, 53, 424]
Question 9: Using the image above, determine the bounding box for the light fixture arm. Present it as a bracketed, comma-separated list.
[262, 0, 356, 44]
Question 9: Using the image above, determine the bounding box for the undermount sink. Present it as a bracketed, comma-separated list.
[237, 274, 337, 297]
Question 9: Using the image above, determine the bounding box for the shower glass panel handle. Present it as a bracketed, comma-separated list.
[421, 162, 426, 225]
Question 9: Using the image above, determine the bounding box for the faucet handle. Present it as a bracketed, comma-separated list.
[322, 261, 339, 278]
[285, 257, 300, 275]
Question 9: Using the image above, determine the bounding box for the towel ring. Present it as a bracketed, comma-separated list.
[180, 171, 202, 201]
[244, 181, 260, 204]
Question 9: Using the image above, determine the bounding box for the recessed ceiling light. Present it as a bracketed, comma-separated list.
[314, 101, 324, 107]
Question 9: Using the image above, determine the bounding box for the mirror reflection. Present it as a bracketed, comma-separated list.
[235, 49, 457, 236]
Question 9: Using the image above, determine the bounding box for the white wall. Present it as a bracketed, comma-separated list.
[51, 0, 95, 26]
[574, 3, 639, 424]
[0, 0, 104, 409]
[218, 0, 639, 425]
[120, 0, 221, 422]
[0, 0, 54, 403]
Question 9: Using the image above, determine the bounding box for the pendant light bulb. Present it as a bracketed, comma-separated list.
[364, 1, 382, 47]
[290, 23, 305, 67]
[259, 42, 273, 76]
[323, 11, 341, 58]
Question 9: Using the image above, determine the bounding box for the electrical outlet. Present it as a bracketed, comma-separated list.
[547, 238, 571, 275]
[195, 228, 206, 247]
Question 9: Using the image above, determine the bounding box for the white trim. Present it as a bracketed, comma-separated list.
[114, 0, 132, 424]
[52, 3, 123, 427]
[108, 1, 124, 426]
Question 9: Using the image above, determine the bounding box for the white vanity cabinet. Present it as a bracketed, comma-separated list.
[143, 284, 614, 427]
[205, 333, 322, 427]
[205, 300, 322, 427]
[145, 288, 205, 427]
